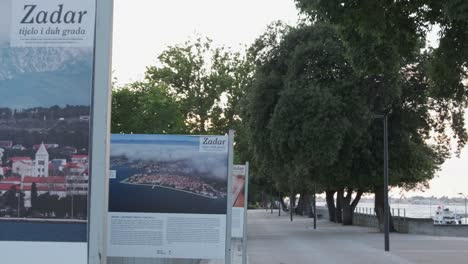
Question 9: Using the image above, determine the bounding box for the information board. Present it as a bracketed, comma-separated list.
[232, 165, 246, 238]
[0, 0, 96, 243]
[108, 134, 231, 260]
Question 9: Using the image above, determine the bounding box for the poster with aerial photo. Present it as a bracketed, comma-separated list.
[109, 134, 228, 214]
[0, 0, 95, 242]
[232, 164, 246, 238]
[108, 134, 230, 259]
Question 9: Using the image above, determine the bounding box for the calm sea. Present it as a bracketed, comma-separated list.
[318, 201, 468, 222]
[109, 166, 227, 214]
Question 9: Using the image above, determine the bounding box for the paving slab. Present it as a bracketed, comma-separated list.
[247, 209, 468, 264]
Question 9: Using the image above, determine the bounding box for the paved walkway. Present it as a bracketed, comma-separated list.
[247, 209, 468, 264]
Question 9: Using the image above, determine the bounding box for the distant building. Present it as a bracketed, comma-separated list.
[33, 143, 49, 177]
[12, 144, 25, 150]
[12, 157, 33, 177]
[63, 146, 78, 154]
[0, 143, 89, 209]
[33, 143, 59, 150]
[0, 176, 67, 208]
[66, 175, 89, 195]
[0, 147, 4, 165]
[51, 159, 67, 171]
[0, 141, 13, 149]
[71, 155, 88, 164]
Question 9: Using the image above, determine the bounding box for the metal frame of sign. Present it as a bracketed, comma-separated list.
[242, 162, 249, 264]
[225, 130, 234, 264]
[88, 0, 114, 263]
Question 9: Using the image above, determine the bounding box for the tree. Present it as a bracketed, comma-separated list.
[294, 0, 467, 228]
[31, 182, 38, 211]
[294, 0, 468, 149]
[243, 16, 457, 227]
[111, 81, 187, 134]
[243, 22, 369, 223]
[145, 37, 253, 135]
[4, 185, 17, 209]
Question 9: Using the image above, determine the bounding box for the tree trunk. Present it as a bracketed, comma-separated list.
[295, 192, 305, 215]
[326, 190, 336, 222]
[278, 193, 282, 216]
[279, 195, 288, 212]
[305, 193, 314, 218]
[335, 189, 343, 223]
[374, 185, 395, 232]
[290, 193, 294, 222]
[340, 189, 364, 225]
[262, 191, 267, 210]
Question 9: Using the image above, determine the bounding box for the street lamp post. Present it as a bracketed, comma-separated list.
[374, 114, 390, 252]
[458, 193, 467, 224]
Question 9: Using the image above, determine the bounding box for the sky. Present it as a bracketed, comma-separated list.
[0, 0, 10, 43]
[112, 0, 299, 84]
[112, 0, 468, 198]
[111, 137, 228, 180]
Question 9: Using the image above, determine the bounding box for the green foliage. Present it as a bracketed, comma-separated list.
[4, 186, 18, 209]
[243, 23, 367, 193]
[111, 81, 186, 134]
[295, 0, 468, 151]
[243, 20, 450, 197]
[145, 37, 253, 135]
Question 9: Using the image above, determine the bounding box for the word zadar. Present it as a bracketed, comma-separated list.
[21, 4, 88, 24]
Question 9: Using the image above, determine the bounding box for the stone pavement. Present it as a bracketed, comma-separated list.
[247, 209, 468, 264]
[203, 238, 246, 264]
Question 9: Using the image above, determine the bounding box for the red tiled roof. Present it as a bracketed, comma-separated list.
[10, 157, 32, 162]
[72, 155, 88, 159]
[23, 176, 65, 183]
[1, 177, 21, 183]
[22, 185, 66, 192]
[0, 183, 18, 191]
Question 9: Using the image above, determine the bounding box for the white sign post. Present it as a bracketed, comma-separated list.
[242, 162, 249, 264]
[88, 0, 114, 263]
[231, 162, 249, 264]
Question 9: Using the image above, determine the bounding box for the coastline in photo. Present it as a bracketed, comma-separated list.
[109, 135, 229, 215]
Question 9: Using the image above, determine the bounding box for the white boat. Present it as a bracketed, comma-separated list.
[433, 206, 463, 225]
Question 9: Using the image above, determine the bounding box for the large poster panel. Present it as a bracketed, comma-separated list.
[0, 0, 95, 243]
[108, 134, 229, 259]
[232, 165, 246, 238]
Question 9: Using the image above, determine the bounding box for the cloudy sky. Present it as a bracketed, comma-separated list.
[112, 0, 299, 84]
[111, 137, 228, 181]
[111, 1, 467, 198]
[0, 0, 10, 44]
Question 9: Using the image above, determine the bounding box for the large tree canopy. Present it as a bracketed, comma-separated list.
[112, 37, 254, 165]
[145, 37, 253, 135]
[289, 0, 467, 226]
[243, 20, 450, 225]
[294, 0, 468, 150]
[111, 81, 186, 134]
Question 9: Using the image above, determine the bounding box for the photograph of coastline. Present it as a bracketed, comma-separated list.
[109, 134, 229, 215]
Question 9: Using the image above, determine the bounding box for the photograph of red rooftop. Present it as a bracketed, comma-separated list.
[233, 174, 245, 208]
[0, 142, 89, 220]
